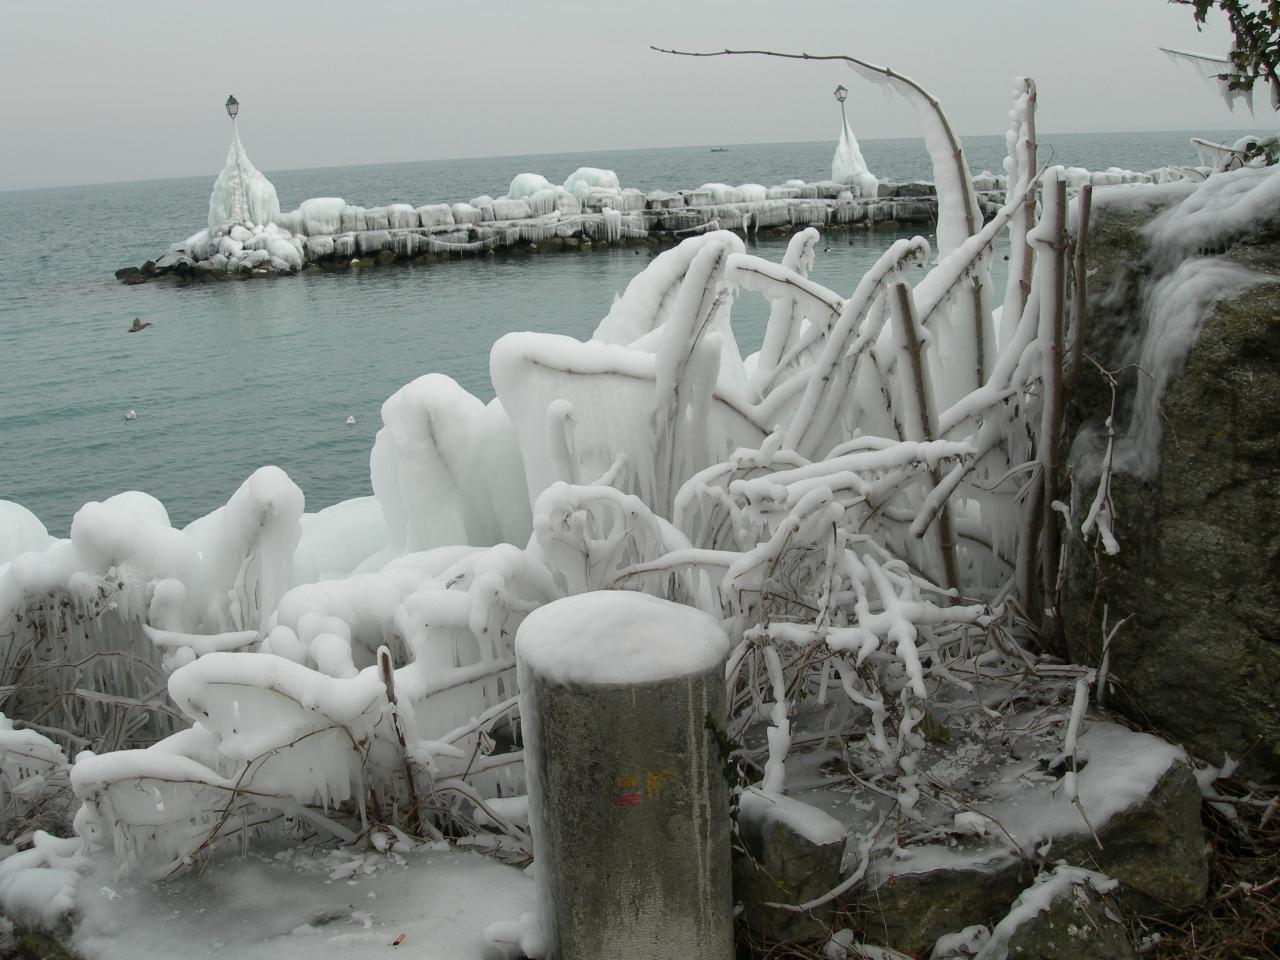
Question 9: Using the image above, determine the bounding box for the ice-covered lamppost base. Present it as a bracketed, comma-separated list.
[515, 591, 734, 960]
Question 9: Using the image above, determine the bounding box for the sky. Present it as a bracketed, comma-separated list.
[0, 0, 1254, 191]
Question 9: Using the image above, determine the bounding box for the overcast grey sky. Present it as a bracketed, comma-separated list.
[0, 0, 1250, 191]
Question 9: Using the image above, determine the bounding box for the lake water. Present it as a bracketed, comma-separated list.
[0, 130, 1259, 535]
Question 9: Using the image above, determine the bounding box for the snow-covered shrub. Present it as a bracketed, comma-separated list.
[0, 715, 71, 845]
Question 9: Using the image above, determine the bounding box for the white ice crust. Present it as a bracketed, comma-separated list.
[739, 786, 848, 847]
[0, 500, 53, 569]
[515, 591, 729, 686]
[831, 115, 878, 197]
[208, 130, 281, 232]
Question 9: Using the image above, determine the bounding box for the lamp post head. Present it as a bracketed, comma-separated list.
[225, 95, 240, 121]
[833, 85, 848, 104]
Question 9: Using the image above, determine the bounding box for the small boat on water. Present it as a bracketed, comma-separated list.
[710, 147, 729, 153]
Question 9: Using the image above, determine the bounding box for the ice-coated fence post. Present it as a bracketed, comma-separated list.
[516, 590, 734, 960]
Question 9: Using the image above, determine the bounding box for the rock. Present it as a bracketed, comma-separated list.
[1061, 188, 1280, 782]
[375, 248, 396, 266]
[985, 870, 1135, 960]
[895, 181, 935, 198]
[826, 710, 1206, 957]
[861, 864, 1029, 955]
[898, 201, 934, 222]
[15, 924, 82, 960]
[734, 788, 847, 944]
[1053, 763, 1207, 914]
[115, 266, 147, 285]
[355, 230, 392, 256]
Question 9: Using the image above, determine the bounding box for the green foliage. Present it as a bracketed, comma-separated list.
[1173, 0, 1280, 102]
[705, 711, 745, 818]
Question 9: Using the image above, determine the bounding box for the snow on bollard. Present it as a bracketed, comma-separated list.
[516, 591, 733, 960]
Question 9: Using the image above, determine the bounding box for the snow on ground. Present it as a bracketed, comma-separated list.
[69, 841, 533, 960]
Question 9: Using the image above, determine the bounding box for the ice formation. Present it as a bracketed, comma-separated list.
[6, 71, 1049, 887]
[1074, 164, 1279, 481]
[515, 591, 728, 686]
[831, 114, 879, 198]
[0, 500, 52, 570]
[208, 130, 281, 233]
[5, 59, 1266, 953]
[1161, 46, 1280, 113]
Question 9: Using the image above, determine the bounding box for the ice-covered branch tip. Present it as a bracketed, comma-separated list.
[650, 45, 982, 256]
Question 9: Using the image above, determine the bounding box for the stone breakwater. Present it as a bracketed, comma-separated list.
[115, 165, 1193, 285]
[115, 175, 1012, 285]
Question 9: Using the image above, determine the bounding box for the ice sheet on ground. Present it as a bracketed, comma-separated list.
[777, 676, 1186, 880]
[68, 842, 535, 960]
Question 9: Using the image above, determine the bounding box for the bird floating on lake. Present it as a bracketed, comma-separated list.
[346, 415, 356, 425]
[125, 409, 138, 421]
[127, 318, 152, 333]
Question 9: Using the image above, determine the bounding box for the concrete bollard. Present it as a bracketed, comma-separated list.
[516, 591, 734, 960]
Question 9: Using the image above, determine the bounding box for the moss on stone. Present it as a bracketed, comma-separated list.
[1062, 196, 1280, 782]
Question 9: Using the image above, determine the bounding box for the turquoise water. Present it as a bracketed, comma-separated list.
[0, 131, 1260, 534]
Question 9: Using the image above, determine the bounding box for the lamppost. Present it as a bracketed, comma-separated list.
[223, 94, 247, 226]
[833, 84, 849, 128]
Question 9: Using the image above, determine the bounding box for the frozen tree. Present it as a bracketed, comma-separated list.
[1170, 0, 1280, 110]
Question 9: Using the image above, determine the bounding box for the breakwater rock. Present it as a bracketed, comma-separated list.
[116, 176, 1001, 285]
[115, 162, 1197, 285]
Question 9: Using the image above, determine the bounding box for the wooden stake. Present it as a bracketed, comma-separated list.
[1038, 178, 1068, 646]
[1066, 183, 1093, 393]
[889, 280, 960, 594]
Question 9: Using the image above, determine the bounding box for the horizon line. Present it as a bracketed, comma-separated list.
[0, 125, 1264, 195]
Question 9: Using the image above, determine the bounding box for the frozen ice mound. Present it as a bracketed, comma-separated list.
[208, 131, 281, 233]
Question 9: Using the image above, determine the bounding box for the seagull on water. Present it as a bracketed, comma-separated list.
[125, 409, 138, 421]
[346, 415, 356, 425]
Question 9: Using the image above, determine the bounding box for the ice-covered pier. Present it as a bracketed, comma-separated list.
[116, 123, 1196, 285]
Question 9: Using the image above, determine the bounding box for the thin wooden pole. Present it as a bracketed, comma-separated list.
[1038, 178, 1068, 646]
[1065, 183, 1093, 394]
[889, 280, 960, 594]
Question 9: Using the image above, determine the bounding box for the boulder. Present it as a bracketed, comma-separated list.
[856, 734, 1204, 954]
[734, 788, 847, 944]
[1061, 177, 1280, 782]
[861, 865, 1028, 955]
[936, 867, 1136, 960]
[1000, 886, 1134, 960]
[895, 181, 935, 198]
